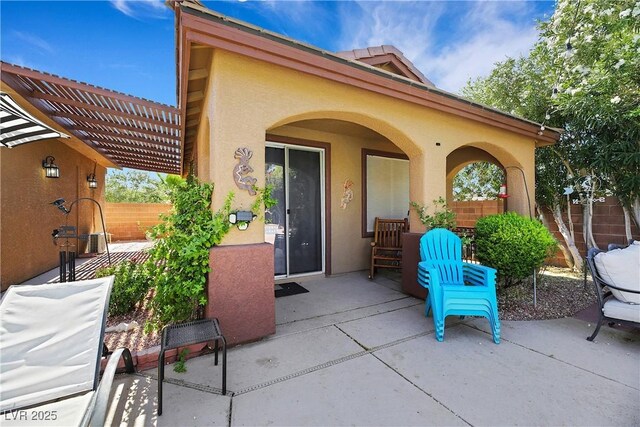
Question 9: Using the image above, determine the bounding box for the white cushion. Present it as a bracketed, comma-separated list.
[603, 298, 640, 323]
[594, 243, 640, 304]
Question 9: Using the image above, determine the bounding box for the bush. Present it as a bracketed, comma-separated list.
[96, 260, 151, 316]
[475, 212, 557, 288]
[145, 175, 234, 330]
[410, 197, 457, 230]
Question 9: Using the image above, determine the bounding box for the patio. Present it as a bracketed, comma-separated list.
[105, 271, 639, 426]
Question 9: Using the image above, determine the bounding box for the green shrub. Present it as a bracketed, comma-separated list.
[144, 174, 275, 331]
[475, 212, 557, 288]
[145, 174, 238, 331]
[96, 260, 151, 316]
[410, 197, 457, 230]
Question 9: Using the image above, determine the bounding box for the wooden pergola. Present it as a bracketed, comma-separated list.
[0, 62, 181, 174]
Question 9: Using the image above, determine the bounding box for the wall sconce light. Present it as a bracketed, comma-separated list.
[228, 210, 256, 231]
[87, 161, 98, 189]
[87, 173, 98, 189]
[42, 156, 60, 178]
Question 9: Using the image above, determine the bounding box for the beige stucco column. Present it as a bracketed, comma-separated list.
[505, 163, 535, 218]
[203, 77, 275, 345]
[408, 145, 448, 233]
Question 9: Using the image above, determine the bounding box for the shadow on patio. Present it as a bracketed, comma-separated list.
[106, 271, 639, 426]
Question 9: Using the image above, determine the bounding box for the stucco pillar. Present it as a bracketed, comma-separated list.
[409, 146, 448, 233]
[207, 243, 275, 345]
[202, 77, 275, 344]
[505, 163, 535, 218]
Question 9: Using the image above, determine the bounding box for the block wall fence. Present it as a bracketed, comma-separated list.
[104, 203, 171, 241]
[105, 198, 637, 266]
[452, 197, 639, 267]
[540, 196, 639, 266]
[450, 200, 504, 228]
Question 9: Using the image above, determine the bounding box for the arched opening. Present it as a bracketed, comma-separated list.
[446, 145, 528, 228]
[266, 116, 414, 278]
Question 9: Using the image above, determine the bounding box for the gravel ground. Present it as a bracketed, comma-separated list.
[105, 267, 596, 353]
[499, 266, 595, 321]
[104, 289, 160, 353]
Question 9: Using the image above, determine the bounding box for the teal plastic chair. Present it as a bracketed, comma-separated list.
[417, 228, 500, 344]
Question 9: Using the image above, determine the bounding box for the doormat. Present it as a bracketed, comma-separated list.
[275, 282, 309, 298]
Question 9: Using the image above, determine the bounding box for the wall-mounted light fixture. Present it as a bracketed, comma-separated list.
[87, 173, 98, 189]
[42, 156, 60, 178]
[229, 210, 256, 231]
[87, 161, 98, 189]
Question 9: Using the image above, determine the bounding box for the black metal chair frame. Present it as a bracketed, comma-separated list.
[585, 243, 640, 341]
[158, 318, 226, 415]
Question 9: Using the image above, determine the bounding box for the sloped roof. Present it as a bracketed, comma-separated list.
[336, 45, 435, 87]
[174, 1, 561, 152]
[1, 62, 181, 174]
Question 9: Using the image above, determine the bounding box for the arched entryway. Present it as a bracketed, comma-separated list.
[266, 115, 416, 278]
[446, 144, 532, 223]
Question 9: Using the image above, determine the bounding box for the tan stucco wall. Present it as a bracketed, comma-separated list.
[192, 49, 537, 274]
[0, 140, 106, 290]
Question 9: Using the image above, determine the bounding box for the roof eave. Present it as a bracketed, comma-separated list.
[177, 3, 561, 145]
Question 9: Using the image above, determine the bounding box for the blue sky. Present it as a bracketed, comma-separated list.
[1, 0, 555, 106]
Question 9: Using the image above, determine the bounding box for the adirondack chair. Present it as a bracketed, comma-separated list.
[417, 228, 500, 344]
[369, 217, 409, 279]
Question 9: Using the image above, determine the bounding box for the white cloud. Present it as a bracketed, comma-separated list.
[337, 1, 542, 94]
[423, 2, 540, 93]
[247, 0, 335, 39]
[338, 1, 445, 59]
[5, 55, 35, 69]
[110, 0, 170, 20]
[12, 31, 55, 54]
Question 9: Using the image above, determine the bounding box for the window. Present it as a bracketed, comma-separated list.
[362, 149, 410, 237]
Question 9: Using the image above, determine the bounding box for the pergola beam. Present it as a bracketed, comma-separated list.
[58, 114, 178, 140]
[49, 107, 180, 130]
[69, 126, 179, 148]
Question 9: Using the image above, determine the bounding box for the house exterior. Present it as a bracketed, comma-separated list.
[1, 1, 562, 343]
[171, 1, 561, 344]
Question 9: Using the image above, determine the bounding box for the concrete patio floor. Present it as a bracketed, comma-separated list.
[106, 271, 640, 426]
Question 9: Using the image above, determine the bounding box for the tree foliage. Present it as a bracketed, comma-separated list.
[106, 170, 171, 203]
[453, 162, 503, 201]
[538, 0, 640, 211]
[463, 0, 640, 255]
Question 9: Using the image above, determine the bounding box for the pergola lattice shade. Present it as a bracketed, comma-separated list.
[1, 63, 182, 174]
[0, 91, 68, 148]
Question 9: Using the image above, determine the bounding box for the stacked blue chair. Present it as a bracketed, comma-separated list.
[417, 228, 500, 344]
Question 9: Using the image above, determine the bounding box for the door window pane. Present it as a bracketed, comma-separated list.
[265, 147, 287, 276]
[288, 149, 322, 274]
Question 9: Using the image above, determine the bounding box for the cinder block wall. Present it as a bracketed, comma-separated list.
[104, 203, 172, 241]
[451, 200, 504, 228]
[542, 196, 639, 266]
[452, 197, 639, 267]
